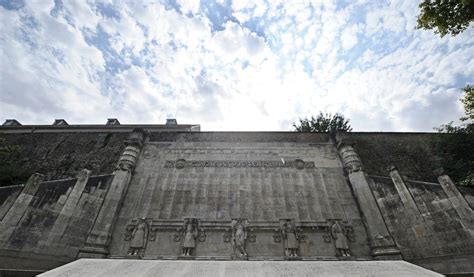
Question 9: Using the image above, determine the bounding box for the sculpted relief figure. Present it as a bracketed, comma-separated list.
[182, 220, 198, 256]
[232, 220, 248, 258]
[331, 220, 351, 257]
[128, 218, 148, 256]
[282, 220, 299, 257]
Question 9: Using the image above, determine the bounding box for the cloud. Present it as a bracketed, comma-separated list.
[0, 0, 473, 131]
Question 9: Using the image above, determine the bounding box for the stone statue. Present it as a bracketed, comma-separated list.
[232, 220, 248, 258]
[331, 220, 350, 257]
[182, 221, 198, 256]
[129, 218, 148, 256]
[282, 220, 299, 257]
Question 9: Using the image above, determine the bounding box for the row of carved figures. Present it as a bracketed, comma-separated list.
[125, 218, 352, 258]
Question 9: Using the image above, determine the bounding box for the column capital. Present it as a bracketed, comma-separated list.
[125, 128, 147, 148]
[337, 143, 363, 174]
[117, 129, 147, 172]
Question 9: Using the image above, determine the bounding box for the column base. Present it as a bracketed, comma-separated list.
[78, 244, 109, 259]
[371, 246, 402, 260]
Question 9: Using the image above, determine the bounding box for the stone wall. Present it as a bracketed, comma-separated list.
[0, 132, 127, 185]
[0, 129, 473, 275]
[349, 133, 441, 182]
[0, 172, 113, 272]
[108, 133, 372, 259]
[369, 174, 474, 274]
[0, 131, 448, 187]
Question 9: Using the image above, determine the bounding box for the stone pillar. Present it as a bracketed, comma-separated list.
[44, 169, 91, 246]
[337, 138, 401, 259]
[437, 174, 474, 229]
[79, 128, 146, 258]
[389, 166, 423, 220]
[0, 173, 44, 244]
[1, 173, 44, 226]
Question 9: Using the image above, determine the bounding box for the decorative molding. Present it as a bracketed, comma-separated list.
[338, 145, 363, 174]
[164, 159, 315, 169]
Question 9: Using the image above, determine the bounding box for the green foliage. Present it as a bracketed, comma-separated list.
[434, 85, 474, 187]
[0, 138, 31, 187]
[293, 112, 352, 133]
[416, 0, 474, 37]
[461, 85, 474, 121]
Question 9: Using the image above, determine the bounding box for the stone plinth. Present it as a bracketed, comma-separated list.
[39, 259, 442, 277]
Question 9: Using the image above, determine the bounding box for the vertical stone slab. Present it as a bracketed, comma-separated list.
[0, 186, 23, 221]
[1, 173, 44, 226]
[78, 128, 146, 258]
[336, 135, 401, 260]
[438, 174, 474, 229]
[0, 173, 44, 245]
[43, 169, 91, 246]
[389, 166, 423, 220]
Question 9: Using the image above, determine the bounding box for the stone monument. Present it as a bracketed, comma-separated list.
[0, 119, 472, 276]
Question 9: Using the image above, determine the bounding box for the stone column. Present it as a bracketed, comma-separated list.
[44, 169, 91, 246]
[389, 166, 423, 220]
[0, 173, 44, 244]
[1, 173, 44, 226]
[437, 174, 473, 229]
[337, 139, 401, 259]
[79, 128, 146, 258]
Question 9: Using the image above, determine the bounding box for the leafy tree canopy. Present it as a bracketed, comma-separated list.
[461, 85, 474, 121]
[416, 0, 474, 37]
[434, 85, 474, 187]
[293, 112, 352, 133]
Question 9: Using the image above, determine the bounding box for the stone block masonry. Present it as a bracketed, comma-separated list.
[0, 121, 473, 276]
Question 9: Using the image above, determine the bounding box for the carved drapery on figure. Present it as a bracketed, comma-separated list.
[127, 218, 149, 257]
[281, 220, 300, 257]
[181, 218, 199, 256]
[231, 219, 249, 259]
[331, 220, 351, 257]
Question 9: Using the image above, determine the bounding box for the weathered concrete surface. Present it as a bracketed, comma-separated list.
[108, 139, 372, 259]
[370, 175, 474, 274]
[0, 131, 444, 187]
[39, 259, 441, 277]
[0, 174, 113, 273]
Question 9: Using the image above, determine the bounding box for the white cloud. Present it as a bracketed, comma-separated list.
[0, 0, 472, 131]
[340, 23, 362, 50]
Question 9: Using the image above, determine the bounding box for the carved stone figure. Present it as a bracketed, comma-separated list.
[331, 220, 350, 257]
[282, 220, 299, 257]
[182, 221, 198, 256]
[128, 218, 148, 256]
[232, 220, 248, 258]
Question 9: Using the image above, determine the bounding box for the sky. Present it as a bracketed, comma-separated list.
[0, 0, 473, 131]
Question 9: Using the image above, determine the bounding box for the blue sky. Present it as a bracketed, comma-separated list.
[0, 0, 473, 131]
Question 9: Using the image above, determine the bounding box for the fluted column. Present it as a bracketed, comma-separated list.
[337, 138, 401, 259]
[79, 128, 146, 258]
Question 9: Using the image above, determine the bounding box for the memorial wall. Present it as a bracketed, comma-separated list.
[0, 121, 473, 276]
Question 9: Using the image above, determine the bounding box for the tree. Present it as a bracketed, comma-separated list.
[434, 85, 474, 187]
[293, 112, 352, 133]
[416, 0, 474, 37]
[461, 85, 474, 121]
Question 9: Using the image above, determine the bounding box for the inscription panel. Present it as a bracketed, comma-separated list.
[163, 159, 315, 169]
